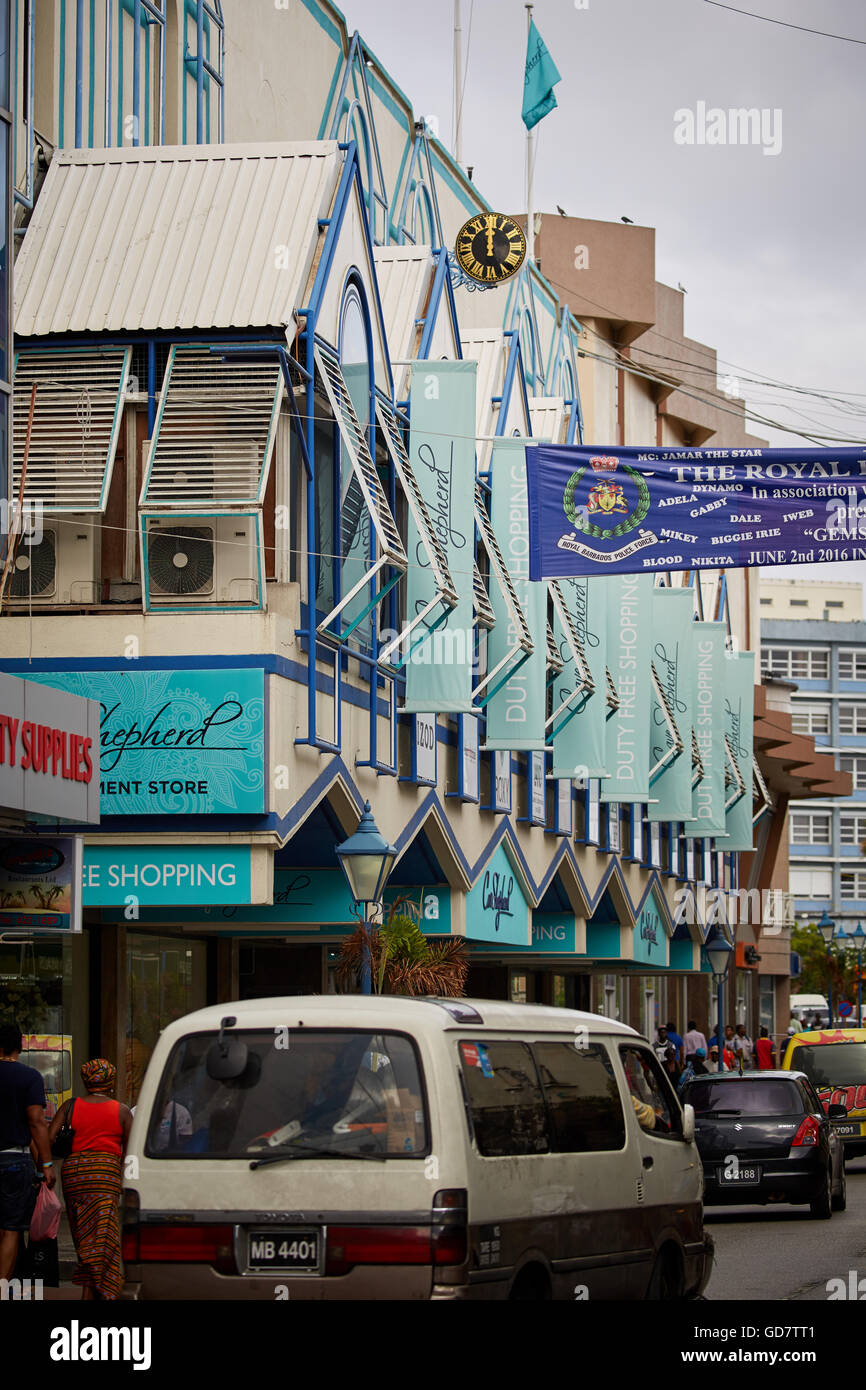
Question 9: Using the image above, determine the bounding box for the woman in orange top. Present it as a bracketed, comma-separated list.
[48, 1058, 132, 1300]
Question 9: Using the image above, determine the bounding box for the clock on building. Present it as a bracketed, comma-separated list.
[454, 213, 527, 285]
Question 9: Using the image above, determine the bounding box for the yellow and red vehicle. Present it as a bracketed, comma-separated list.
[19, 1033, 73, 1120]
[781, 1029, 866, 1157]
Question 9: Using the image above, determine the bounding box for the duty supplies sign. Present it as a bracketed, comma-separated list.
[525, 443, 866, 579]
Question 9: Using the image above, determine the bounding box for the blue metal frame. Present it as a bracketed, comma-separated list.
[548, 778, 572, 838]
[445, 714, 480, 803]
[394, 128, 446, 249]
[182, 0, 224, 144]
[327, 32, 389, 244]
[13, 0, 35, 213]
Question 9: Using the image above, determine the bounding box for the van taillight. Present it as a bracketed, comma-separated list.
[326, 1192, 467, 1275]
[126, 1224, 236, 1273]
[791, 1115, 820, 1148]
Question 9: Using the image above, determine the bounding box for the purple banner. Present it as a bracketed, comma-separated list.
[525, 444, 866, 579]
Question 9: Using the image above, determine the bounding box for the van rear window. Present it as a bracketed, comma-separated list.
[147, 1030, 428, 1159]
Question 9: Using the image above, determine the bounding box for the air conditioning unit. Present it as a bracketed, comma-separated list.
[145, 515, 261, 606]
[5, 516, 100, 605]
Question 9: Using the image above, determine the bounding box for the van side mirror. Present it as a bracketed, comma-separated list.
[206, 1016, 249, 1081]
[681, 1103, 695, 1144]
[828, 1104, 848, 1121]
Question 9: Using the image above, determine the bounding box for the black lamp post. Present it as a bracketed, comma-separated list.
[836, 921, 866, 1027]
[335, 801, 397, 996]
[704, 928, 734, 1071]
[817, 910, 835, 1025]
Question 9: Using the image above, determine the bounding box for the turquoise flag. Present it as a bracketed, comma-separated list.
[403, 361, 477, 714]
[601, 573, 654, 802]
[717, 650, 755, 852]
[684, 622, 728, 836]
[484, 440, 547, 751]
[522, 18, 562, 130]
[647, 588, 694, 822]
[550, 576, 608, 780]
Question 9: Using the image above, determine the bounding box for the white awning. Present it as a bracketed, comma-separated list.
[14, 142, 340, 335]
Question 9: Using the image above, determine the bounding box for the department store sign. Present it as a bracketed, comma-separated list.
[102, 870, 452, 931]
[465, 842, 530, 946]
[83, 845, 252, 906]
[633, 890, 670, 968]
[22, 668, 265, 816]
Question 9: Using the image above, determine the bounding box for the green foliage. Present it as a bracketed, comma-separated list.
[337, 891, 468, 998]
[791, 923, 857, 1004]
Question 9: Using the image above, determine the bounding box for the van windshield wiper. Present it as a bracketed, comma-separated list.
[249, 1139, 386, 1169]
[707, 1109, 743, 1116]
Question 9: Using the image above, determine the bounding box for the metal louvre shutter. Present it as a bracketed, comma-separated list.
[12, 346, 131, 512]
[141, 346, 284, 507]
[472, 480, 534, 704]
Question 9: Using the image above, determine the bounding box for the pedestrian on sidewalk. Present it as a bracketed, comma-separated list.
[755, 1027, 776, 1070]
[48, 1058, 132, 1301]
[0, 1021, 56, 1284]
[734, 1024, 755, 1071]
[683, 1020, 708, 1060]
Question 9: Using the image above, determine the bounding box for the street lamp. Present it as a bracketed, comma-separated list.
[335, 801, 397, 996]
[704, 928, 734, 1071]
[817, 910, 835, 1025]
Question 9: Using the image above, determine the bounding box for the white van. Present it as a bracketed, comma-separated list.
[121, 996, 713, 1300]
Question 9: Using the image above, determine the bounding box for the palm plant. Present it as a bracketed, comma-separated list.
[336, 891, 467, 997]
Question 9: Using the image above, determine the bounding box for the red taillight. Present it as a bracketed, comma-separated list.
[325, 1223, 467, 1276]
[791, 1115, 820, 1148]
[128, 1224, 236, 1273]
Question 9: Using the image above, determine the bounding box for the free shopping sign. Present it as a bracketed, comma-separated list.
[525, 444, 866, 579]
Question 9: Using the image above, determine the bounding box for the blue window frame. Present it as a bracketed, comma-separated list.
[182, 0, 224, 144]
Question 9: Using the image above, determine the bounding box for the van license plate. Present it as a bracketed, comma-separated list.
[247, 1229, 321, 1273]
[834, 1123, 859, 1137]
[718, 1165, 760, 1184]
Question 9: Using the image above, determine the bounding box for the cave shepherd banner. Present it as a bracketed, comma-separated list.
[403, 361, 477, 713]
[647, 587, 694, 822]
[684, 622, 728, 837]
[550, 576, 608, 780]
[525, 443, 866, 579]
[719, 650, 755, 851]
[484, 439, 547, 751]
[602, 574, 653, 803]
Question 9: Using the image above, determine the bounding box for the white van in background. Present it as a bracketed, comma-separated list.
[790, 994, 831, 1028]
[121, 996, 713, 1301]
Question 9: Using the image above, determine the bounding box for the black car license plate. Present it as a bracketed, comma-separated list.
[247, 1229, 321, 1273]
[834, 1122, 859, 1137]
[718, 1164, 761, 1184]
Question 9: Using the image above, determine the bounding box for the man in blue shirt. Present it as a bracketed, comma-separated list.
[665, 1020, 685, 1067]
[0, 1022, 56, 1283]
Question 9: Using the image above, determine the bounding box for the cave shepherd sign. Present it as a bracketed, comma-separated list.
[20, 668, 265, 815]
[524, 444, 866, 578]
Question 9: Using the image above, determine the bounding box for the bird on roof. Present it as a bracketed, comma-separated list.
[621, 215, 634, 224]
[678, 282, 688, 293]
[556, 205, 566, 216]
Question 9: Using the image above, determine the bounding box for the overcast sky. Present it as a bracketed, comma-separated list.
[343, 0, 866, 594]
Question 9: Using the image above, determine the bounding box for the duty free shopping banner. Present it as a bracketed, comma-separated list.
[525, 444, 866, 579]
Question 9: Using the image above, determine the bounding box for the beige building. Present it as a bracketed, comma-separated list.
[759, 578, 863, 622]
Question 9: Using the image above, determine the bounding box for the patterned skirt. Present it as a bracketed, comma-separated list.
[61, 1151, 123, 1300]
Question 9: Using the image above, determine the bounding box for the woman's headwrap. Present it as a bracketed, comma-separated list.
[81, 1057, 117, 1092]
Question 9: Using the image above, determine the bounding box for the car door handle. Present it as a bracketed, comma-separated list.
[643, 1155, 654, 1169]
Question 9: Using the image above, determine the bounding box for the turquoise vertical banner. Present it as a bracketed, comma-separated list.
[602, 573, 653, 802]
[684, 622, 728, 836]
[403, 361, 478, 713]
[550, 576, 608, 779]
[484, 440, 548, 751]
[718, 650, 755, 851]
[647, 588, 694, 822]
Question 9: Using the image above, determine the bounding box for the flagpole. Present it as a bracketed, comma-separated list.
[525, 3, 535, 262]
[454, 0, 464, 165]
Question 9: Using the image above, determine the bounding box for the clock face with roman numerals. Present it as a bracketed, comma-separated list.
[454, 213, 527, 285]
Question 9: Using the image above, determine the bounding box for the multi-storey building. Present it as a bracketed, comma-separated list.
[760, 579, 862, 624]
[762, 605, 866, 932]
[0, 0, 839, 1095]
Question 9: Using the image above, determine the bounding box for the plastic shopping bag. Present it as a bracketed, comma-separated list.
[30, 1181, 62, 1242]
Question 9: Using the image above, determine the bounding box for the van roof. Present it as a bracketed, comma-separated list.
[155, 995, 641, 1039]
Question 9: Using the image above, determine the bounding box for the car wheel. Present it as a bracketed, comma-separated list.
[832, 1161, 847, 1213]
[809, 1165, 833, 1220]
[646, 1247, 684, 1300]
